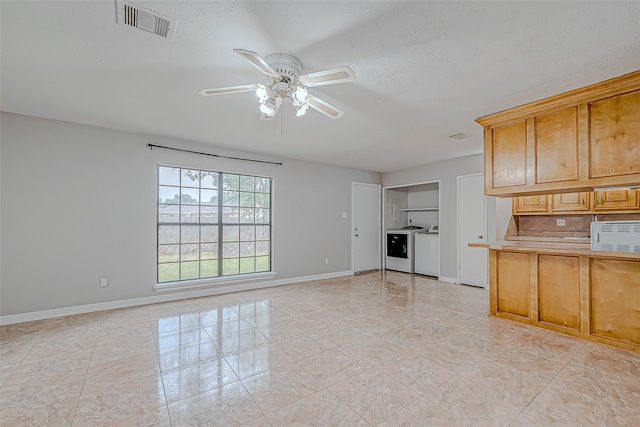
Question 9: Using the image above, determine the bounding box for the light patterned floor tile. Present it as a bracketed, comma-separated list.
[157, 338, 223, 372]
[376, 352, 458, 395]
[266, 389, 368, 426]
[73, 375, 165, 426]
[167, 381, 264, 427]
[377, 396, 469, 427]
[240, 361, 325, 412]
[226, 345, 294, 379]
[329, 366, 420, 425]
[162, 358, 239, 403]
[1, 272, 638, 426]
[297, 348, 371, 387]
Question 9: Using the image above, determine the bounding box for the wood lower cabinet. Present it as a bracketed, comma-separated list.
[487, 246, 640, 351]
[590, 258, 640, 345]
[537, 255, 580, 330]
[496, 251, 530, 318]
[479, 71, 640, 197]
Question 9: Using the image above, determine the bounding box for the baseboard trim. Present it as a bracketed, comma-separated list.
[0, 270, 352, 325]
[438, 276, 459, 284]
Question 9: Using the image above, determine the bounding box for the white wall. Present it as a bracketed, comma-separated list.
[382, 154, 489, 280]
[0, 113, 380, 316]
[385, 189, 408, 230]
[407, 188, 439, 229]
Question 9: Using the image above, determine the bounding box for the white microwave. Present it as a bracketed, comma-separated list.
[591, 221, 640, 254]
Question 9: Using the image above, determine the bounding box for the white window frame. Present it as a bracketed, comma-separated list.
[155, 165, 275, 290]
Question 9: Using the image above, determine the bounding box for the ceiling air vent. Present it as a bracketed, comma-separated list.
[449, 132, 470, 140]
[116, 1, 177, 40]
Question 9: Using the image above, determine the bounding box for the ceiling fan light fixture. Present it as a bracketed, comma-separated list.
[296, 102, 309, 117]
[259, 102, 275, 116]
[256, 84, 268, 103]
[292, 86, 308, 107]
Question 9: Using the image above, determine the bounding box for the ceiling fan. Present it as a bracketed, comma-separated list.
[199, 49, 356, 120]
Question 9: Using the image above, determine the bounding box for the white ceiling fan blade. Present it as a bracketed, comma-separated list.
[298, 66, 356, 87]
[234, 49, 281, 80]
[198, 84, 258, 96]
[307, 95, 344, 119]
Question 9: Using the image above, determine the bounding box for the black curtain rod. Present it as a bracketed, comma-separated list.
[147, 143, 283, 166]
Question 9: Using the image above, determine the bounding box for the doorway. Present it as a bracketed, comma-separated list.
[457, 173, 488, 288]
[352, 183, 381, 273]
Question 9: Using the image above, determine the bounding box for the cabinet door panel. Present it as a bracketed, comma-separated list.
[589, 90, 640, 178]
[492, 122, 527, 188]
[593, 189, 639, 211]
[538, 255, 580, 330]
[496, 251, 530, 318]
[590, 259, 640, 345]
[535, 107, 579, 184]
[551, 192, 590, 212]
[513, 195, 548, 214]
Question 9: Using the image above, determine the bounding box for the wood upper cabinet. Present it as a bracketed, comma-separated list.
[535, 107, 579, 184]
[593, 189, 639, 211]
[589, 90, 640, 179]
[513, 195, 548, 214]
[551, 192, 590, 212]
[491, 121, 527, 188]
[478, 71, 640, 197]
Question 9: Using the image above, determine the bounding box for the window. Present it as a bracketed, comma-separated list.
[157, 166, 271, 283]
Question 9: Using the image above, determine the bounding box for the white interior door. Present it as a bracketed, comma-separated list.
[458, 174, 488, 288]
[352, 183, 381, 273]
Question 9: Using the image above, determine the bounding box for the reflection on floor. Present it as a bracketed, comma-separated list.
[1, 271, 639, 426]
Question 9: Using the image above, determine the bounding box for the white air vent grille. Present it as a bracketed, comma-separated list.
[634, 245, 640, 254]
[600, 243, 614, 251]
[634, 224, 640, 233]
[117, 1, 176, 40]
[616, 245, 630, 253]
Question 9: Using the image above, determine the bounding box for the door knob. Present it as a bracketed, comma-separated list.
[355, 234, 359, 237]
[478, 235, 483, 239]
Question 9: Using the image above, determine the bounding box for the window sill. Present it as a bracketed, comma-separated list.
[154, 271, 277, 292]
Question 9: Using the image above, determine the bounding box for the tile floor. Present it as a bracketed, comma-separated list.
[1, 271, 638, 426]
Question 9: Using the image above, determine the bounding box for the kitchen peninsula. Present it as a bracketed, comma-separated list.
[475, 70, 640, 352]
[470, 240, 639, 352]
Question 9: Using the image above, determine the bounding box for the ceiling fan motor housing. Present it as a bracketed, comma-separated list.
[265, 53, 303, 83]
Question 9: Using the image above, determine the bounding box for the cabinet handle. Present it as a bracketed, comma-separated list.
[581, 198, 585, 205]
[598, 196, 604, 204]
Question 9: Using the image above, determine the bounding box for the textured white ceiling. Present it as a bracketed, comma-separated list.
[2, 1, 639, 172]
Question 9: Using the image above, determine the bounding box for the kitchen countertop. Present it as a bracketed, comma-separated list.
[469, 240, 640, 260]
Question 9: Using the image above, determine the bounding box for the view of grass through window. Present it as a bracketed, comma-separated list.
[157, 166, 271, 283]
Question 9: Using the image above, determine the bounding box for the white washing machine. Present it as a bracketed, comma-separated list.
[385, 229, 421, 273]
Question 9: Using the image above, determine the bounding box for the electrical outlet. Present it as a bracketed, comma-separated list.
[100, 277, 108, 287]
[557, 219, 566, 227]
[341, 212, 348, 219]
[325, 258, 329, 264]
